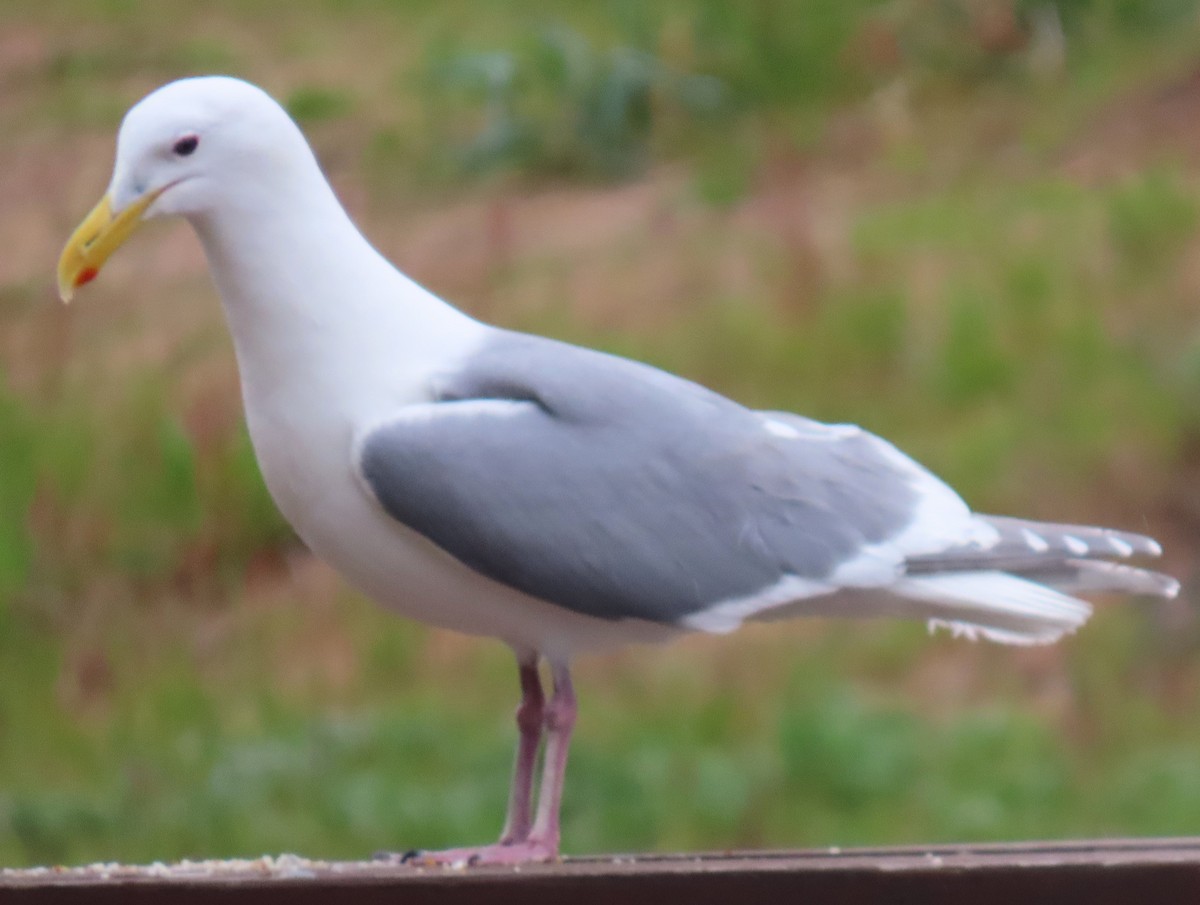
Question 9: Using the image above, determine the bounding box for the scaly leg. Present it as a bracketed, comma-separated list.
[401, 657, 572, 866]
[499, 657, 544, 844]
[524, 661, 576, 854]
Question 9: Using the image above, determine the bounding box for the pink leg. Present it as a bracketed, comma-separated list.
[525, 662, 576, 853]
[402, 660, 576, 867]
[499, 658, 544, 844]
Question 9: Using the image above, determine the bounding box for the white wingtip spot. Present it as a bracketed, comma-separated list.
[1020, 527, 1050, 553]
[1147, 538, 1164, 557]
[1062, 534, 1089, 556]
[1107, 536, 1135, 557]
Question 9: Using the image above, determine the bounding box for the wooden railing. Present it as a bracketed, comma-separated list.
[4, 838, 1199, 903]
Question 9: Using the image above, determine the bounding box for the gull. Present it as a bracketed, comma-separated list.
[57, 76, 1179, 864]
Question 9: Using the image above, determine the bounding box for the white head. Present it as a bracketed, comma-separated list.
[58, 76, 326, 300]
[112, 76, 313, 218]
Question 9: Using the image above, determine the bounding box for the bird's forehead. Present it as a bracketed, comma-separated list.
[118, 77, 272, 150]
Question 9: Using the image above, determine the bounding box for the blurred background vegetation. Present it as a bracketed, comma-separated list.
[3, 0, 1200, 866]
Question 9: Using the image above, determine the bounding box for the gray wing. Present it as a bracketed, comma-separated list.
[355, 330, 926, 625]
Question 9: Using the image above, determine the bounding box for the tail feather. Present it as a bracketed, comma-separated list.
[755, 572, 1093, 644]
[894, 571, 1093, 645]
[752, 514, 1177, 646]
[897, 515, 1177, 645]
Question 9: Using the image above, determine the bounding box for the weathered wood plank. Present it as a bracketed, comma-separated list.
[3, 839, 1200, 904]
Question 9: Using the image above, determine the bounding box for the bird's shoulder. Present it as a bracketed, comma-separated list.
[427, 328, 743, 426]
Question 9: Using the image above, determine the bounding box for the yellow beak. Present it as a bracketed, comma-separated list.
[56, 188, 163, 302]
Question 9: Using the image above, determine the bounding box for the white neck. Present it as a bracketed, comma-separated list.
[187, 154, 483, 413]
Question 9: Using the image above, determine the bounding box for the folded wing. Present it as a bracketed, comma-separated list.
[354, 331, 1176, 644]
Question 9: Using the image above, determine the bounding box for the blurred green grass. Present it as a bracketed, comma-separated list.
[2, 0, 1200, 866]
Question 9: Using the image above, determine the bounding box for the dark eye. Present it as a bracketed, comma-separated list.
[172, 135, 199, 156]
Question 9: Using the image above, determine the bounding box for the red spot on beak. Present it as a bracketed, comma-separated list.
[76, 267, 99, 287]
